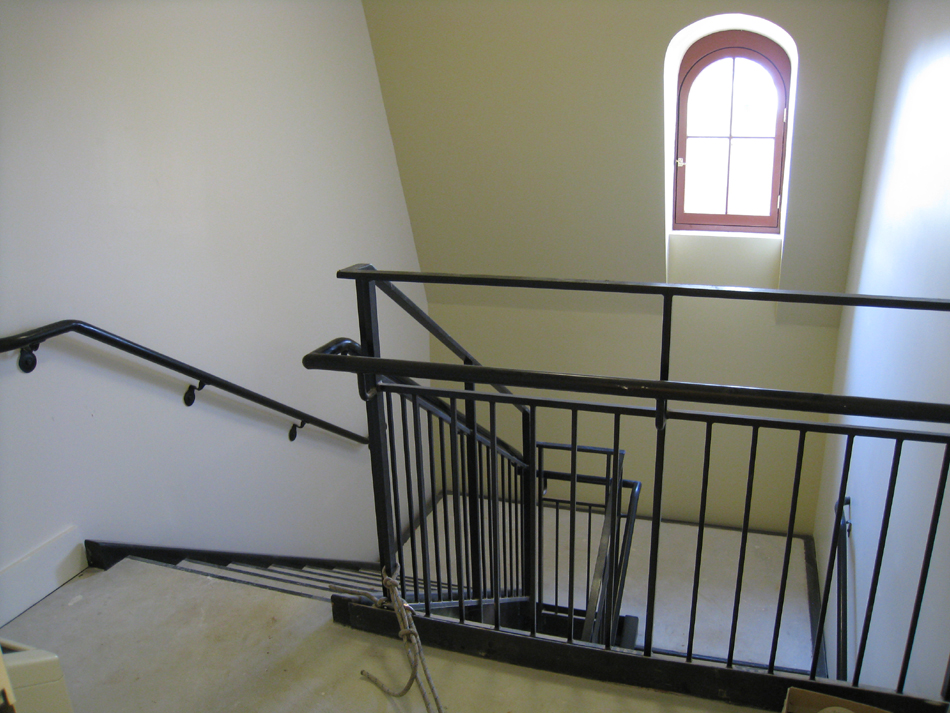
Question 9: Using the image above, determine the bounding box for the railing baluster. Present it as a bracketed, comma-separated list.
[426, 412, 443, 602]
[646, 294, 673, 657]
[449, 399, 466, 622]
[586, 504, 593, 611]
[412, 396, 432, 615]
[538, 446, 546, 620]
[811, 434, 855, 680]
[606, 412, 623, 650]
[854, 446, 900, 686]
[400, 396, 420, 604]
[555, 504, 561, 615]
[461, 433, 472, 602]
[687, 421, 714, 662]
[525, 406, 538, 636]
[490, 403, 501, 629]
[464, 379, 483, 608]
[897, 443, 950, 692]
[769, 429, 807, 673]
[728, 425, 760, 667]
[385, 393, 407, 601]
[568, 409, 579, 643]
[439, 419, 452, 603]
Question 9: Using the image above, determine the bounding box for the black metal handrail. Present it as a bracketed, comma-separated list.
[1, 320, 368, 444]
[302, 352, 950, 426]
[337, 264, 950, 313]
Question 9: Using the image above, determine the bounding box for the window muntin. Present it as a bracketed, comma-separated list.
[674, 31, 790, 233]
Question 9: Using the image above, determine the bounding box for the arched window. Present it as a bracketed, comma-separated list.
[673, 31, 791, 233]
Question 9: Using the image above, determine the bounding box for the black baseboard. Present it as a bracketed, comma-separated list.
[84, 540, 378, 574]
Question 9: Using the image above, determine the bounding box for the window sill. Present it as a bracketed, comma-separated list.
[666, 231, 783, 288]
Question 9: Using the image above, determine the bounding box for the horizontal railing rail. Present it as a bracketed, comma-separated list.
[337, 264, 950, 313]
[1, 319, 368, 444]
[302, 352, 950, 426]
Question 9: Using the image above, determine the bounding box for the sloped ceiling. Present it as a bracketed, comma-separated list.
[363, 0, 887, 305]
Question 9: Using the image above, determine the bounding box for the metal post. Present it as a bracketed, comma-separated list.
[464, 363, 483, 613]
[645, 292, 673, 657]
[836, 497, 851, 681]
[354, 276, 398, 577]
[523, 406, 538, 636]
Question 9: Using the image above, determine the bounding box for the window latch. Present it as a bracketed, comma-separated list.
[676, 158, 686, 167]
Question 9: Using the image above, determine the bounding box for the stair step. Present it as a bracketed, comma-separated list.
[302, 566, 380, 585]
[301, 566, 381, 585]
[265, 565, 381, 592]
[175, 560, 331, 600]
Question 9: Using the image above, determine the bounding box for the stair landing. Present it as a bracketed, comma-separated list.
[0, 557, 759, 713]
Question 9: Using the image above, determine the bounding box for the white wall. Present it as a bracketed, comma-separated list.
[0, 0, 427, 624]
[815, 0, 950, 698]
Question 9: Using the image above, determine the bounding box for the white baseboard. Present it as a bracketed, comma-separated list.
[0, 526, 87, 627]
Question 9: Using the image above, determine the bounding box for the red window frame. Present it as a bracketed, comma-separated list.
[673, 30, 791, 233]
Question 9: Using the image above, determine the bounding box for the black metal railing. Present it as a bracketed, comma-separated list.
[305, 265, 950, 712]
[0, 319, 367, 444]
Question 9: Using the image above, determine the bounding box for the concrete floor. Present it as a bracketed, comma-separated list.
[1, 557, 762, 713]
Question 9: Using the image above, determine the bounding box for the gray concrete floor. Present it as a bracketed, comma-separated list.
[1, 557, 761, 713]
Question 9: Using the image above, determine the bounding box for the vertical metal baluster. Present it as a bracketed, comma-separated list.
[586, 504, 593, 612]
[687, 421, 714, 662]
[606, 412, 622, 650]
[461, 431, 472, 602]
[490, 403, 501, 629]
[942, 651, 950, 702]
[400, 396, 420, 604]
[811, 435, 856, 679]
[499, 450, 511, 597]
[525, 406, 538, 636]
[727, 426, 760, 668]
[537, 446, 546, 619]
[646, 292, 673, 657]
[568, 409, 579, 643]
[464, 375, 482, 609]
[385, 393, 406, 601]
[897, 443, 950, 692]
[450, 400, 466, 623]
[427, 412, 443, 602]
[555, 505, 561, 615]
[412, 396, 432, 616]
[769, 429, 807, 673]
[851, 438, 904, 686]
[480, 442, 489, 604]
[439, 419, 452, 603]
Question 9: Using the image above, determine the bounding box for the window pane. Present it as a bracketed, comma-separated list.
[684, 137, 729, 214]
[686, 58, 733, 137]
[731, 58, 778, 138]
[727, 138, 775, 215]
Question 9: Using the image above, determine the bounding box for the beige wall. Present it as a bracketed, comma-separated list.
[363, 0, 887, 299]
[363, 1, 875, 533]
[0, 0, 426, 625]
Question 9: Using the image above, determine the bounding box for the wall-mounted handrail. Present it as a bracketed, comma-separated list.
[0, 320, 368, 445]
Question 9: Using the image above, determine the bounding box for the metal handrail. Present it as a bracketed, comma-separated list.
[0, 320, 368, 444]
[301, 352, 950, 425]
[337, 264, 950, 312]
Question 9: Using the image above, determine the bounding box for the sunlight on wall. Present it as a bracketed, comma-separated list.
[877, 54, 950, 225]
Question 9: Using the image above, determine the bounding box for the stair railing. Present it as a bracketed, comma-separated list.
[0, 319, 367, 444]
[305, 264, 950, 713]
